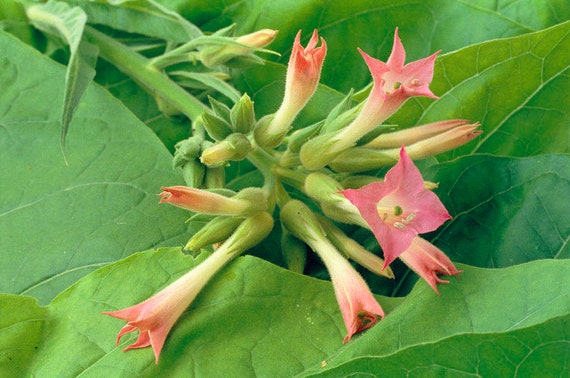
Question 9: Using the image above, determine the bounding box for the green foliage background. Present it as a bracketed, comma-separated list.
[0, 0, 568, 376]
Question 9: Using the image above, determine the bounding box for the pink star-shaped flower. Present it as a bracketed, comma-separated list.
[341, 146, 451, 267]
[355, 28, 440, 130]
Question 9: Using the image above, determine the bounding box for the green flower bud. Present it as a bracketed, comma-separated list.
[202, 111, 233, 141]
[329, 147, 397, 173]
[280, 227, 307, 274]
[173, 136, 203, 168]
[204, 166, 226, 189]
[200, 133, 252, 167]
[280, 200, 326, 244]
[185, 216, 243, 251]
[286, 120, 323, 153]
[223, 212, 274, 256]
[230, 94, 256, 134]
[208, 96, 232, 123]
[181, 159, 206, 188]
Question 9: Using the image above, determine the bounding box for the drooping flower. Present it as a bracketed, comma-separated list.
[255, 30, 327, 147]
[280, 200, 384, 342]
[341, 146, 451, 267]
[399, 236, 463, 294]
[103, 212, 274, 363]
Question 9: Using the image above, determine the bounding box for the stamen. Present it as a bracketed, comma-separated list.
[405, 213, 416, 223]
[393, 222, 406, 229]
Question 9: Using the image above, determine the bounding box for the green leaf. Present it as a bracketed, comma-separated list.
[0, 29, 190, 304]
[310, 314, 570, 377]
[70, 0, 202, 43]
[26, 1, 97, 161]
[4, 249, 568, 376]
[397, 21, 570, 159]
[426, 154, 570, 267]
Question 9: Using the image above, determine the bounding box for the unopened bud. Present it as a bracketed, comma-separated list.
[202, 111, 233, 141]
[329, 147, 397, 173]
[223, 212, 274, 256]
[185, 216, 243, 251]
[236, 29, 278, 49]
[200, 133, 252, 167]
[204, 166, 226, 189]
[286, 121, 323, 153]
[364, 119, 474, 149]
[230, 94, 256, 133]
[281, 228, 307, 274]
[280, 200, 326, 243]
[181, 159, 206, 188]
[173, 136, 203, 168]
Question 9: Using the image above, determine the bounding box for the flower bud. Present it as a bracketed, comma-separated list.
[223, 212, 274, 256]
[185, 216, 243, 251]
[172, 136, 203, 168]
[329, 148, 397, 173]
[199, 29, 278, 68]
[281, 227, 307, 274]
[286, 121, 323, 153]
[203, 166, 226, 189]
[364, 119, 473, 149]
[230, 93, 256, 133]
[181, 159, 206, 188]
[202, 111, 233, 141]
[200, 133, 252, 167]
[280, 200, 326, 243]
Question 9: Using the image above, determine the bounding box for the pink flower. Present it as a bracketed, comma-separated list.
[341, 146, 451, 267]
[325, 250, 386, 343]
[102, 264, 210, 363]
[255, 30, 326, 147]
[280, 200, 384, 342]
[399, 236, 463, 294]
[339, 28, 440, 141]
[103, 212, 275, 363]
[282, 29, 327, 117]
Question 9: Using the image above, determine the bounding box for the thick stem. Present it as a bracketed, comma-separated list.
[83, 26, 205, 121]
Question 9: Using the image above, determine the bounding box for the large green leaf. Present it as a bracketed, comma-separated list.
[25, 1, 98, 159]
[3, 249, 568, 376]
[308, 314, 570, 377]
[396, 21, 570, 159]
[425, 154, 570, 267]
[0, 29, 190, 304]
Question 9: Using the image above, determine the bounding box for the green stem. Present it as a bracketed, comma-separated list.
[83, 26, 205, 121]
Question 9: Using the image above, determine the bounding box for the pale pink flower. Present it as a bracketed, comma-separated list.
[399, 236, 463, 294]
[102, 251, 226, 363]
[280, 199, 384, 343]
[256, 30, 326, 147]
[341, 146, 451, 267]
[337, 28, 440, 142]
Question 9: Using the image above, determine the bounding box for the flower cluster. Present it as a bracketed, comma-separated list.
[104, 28, 479, 362]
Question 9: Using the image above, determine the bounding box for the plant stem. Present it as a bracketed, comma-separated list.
[83, 26, 205, 121]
